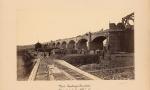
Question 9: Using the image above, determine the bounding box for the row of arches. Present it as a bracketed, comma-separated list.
[51, 36, 107, 51]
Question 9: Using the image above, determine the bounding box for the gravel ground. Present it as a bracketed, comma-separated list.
[79, 64, 134, 80]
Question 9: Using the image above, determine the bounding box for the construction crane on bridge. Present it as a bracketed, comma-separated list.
[122, 12, 134, 30]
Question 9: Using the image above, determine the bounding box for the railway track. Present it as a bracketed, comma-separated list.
[55, 63, 91, 80]
[54, 60, 100, 80]
[28, 56, 100, 81]
[34, 58, 49, 80]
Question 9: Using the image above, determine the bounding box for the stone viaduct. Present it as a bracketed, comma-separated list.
[45, 13, 134, 54]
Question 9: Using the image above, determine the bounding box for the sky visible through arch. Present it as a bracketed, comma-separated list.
[16, 0, 134, 45]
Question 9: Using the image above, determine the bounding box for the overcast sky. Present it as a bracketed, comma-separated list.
[16, 0, 134, 45]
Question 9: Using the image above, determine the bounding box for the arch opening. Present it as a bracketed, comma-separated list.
[61, 41, 67, 49]
[91, 36, 107, 51]
[67, 40, 75, 49]
[56, 42, 60, 48]
[67, 40, 77, 54]
[77, 39, 88, 50]
[52, 43, 55, 48]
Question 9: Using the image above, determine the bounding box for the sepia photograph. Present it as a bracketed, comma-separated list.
[17, 8, 134, 80]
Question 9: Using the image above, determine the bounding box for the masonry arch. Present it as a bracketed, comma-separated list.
[91, 36, 107, 50]
[77, 39, 88, 50]
[67, 40, 76, 49]
[61, 41, 67, 49]
[56, 42, 60, 48]
[52, 43, 55, 48]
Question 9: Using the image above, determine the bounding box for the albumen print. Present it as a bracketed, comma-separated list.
[17, 1, 134, 81]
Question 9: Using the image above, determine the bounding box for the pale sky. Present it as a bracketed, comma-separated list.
[16, 0, 134, 45]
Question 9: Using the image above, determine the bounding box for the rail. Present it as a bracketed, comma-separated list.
[54, 60, 101, 80]
[28, 59, 41, 81]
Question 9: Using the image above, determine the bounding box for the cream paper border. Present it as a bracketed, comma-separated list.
[0, 0, 150, 90]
